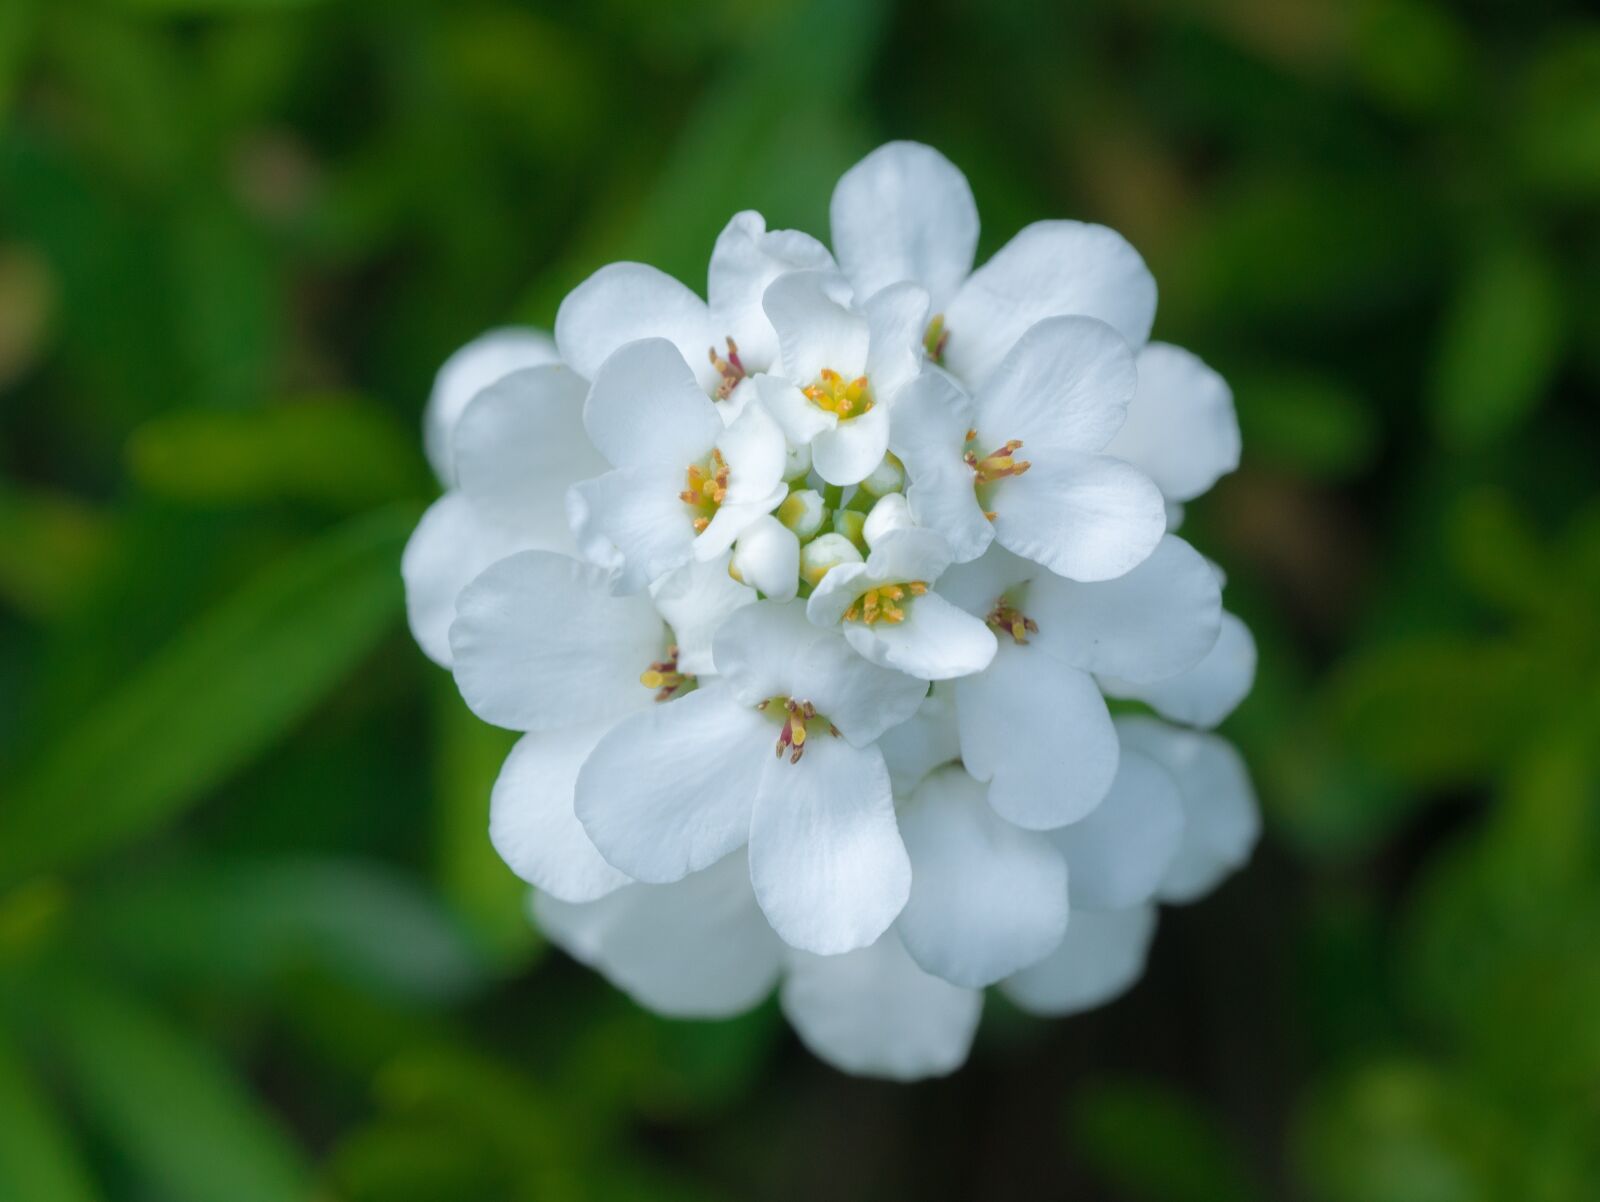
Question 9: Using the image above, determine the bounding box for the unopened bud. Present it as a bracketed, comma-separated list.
[776, 488, 826, 539]
[831, 508, 868, 553]
[857, 451, 905, 497]
[784, 442, 812, 481]
[800, 532, 864, 588]
[863, 492, 913, 547]
[730, 515, 799, 601]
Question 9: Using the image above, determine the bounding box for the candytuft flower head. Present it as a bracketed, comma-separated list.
[400, 139, 1259, 1081]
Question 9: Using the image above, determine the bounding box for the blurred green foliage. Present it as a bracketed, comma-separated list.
[1, 0, 1597, 1198]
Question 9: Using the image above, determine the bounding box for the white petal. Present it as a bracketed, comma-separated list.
[754, 373, 835, 448]
[896, 766, 1068, 987]
[1102, 609, 1257, 729]
[713, 601, 927, 744]
[781, 932, 982, 1081]
[555, 262, 716, 391]
[1049, 749, 1184, 911]
[891, 374, 994, 565]
[863, 281, 931, 400]
[424, 327, 558, 485]
[748, 736, 909, 955]
[954, 643, 1117, 829]
[573, 684, 770, 882]
[1027, 534, 1222, 682]
[489, 722, 631, 903]
[449, 551, 664, 731]
[878, 686, 961, 794]
[810, 400, 891, 486]
[648, 554, 756, 675]
[842, 593, 997, 681]
[763, 269, 869, 383]
[583, 338, 722, 469]
[694, 400, 790, 556]
[729, 515, 800, 602]
[806, 526, 955, 627]
[1117, 717, 1260, 904]
[707, 211, 836, 372]
[566, 465, 696, 594]
[402, 493, 537, 667]
[934, 542, 1038, 616]
[990, 450, 1166, 583]
[1001, 904, 1157, 1017]
[535, 851, 783, 1019]
[944, 220, 1158, 389]
[1105, 342, 1240, 502]
[453, 365, 605, 536]
[862, 492, 914, 548]
[975, 316, 1137, 457]
[830, 141, 979, 312]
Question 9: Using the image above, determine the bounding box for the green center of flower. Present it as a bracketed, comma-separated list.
[964, 428, 1031, 520]
[757, 696, 840, 763]
[804, 368, 874, 421]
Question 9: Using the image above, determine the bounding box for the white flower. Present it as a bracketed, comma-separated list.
[1106, 342, 1242, 506]
[891, 317, 1166, 579]
[422, 327, 560, 485]
[567, 338, 789, 593]
[756, 271, 929, 486]
[572, 601, 925, 954]
[806, 527, 997, 681]
[936, 538, 1222, 828]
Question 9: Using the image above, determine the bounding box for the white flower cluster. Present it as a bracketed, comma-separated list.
[403, 143, 1259, 1080]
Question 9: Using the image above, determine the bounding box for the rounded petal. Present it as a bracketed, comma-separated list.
[763, 269, 869, 384]
[841, 592, 997, 681]
[1117, 717, 1260, 904]
[713, 601, 927, 744]
[1050, 749, 1185, 911]
[748, 736, 909, 954]
[1102, 609, 1256, 729]
[402, 493, 537, 667]
[695, 400, 789, 554]
[729, 515, 800, 602]
[878, 686, 961, 794]
[536, 851, 783, 1019]
[566, 465, 696, 594]
[490, 722, 631, 903]
[810, 401, 891, 486]
[805, 526, 955, 627]
[1105, 342, 1240, 502]
[892, 375, 994, 564]
[896, 766, 1069, 987]
[574, 684, 770, 883]
[425, 327, 558, 485]
[555, 262, 716, 391]
[935, 543, 1038, 616]
[781, 932, 982, 1081]
[863, 281, 931, 399]
[991, 450, 1166, 583]
[583, 338, 722, 469]
[954, 644, 1117, 829]
[649, 553, 757, 675]
[754, 373, 834, 447]
[944, 220, 1158, 389]
[830, 141, 979, 311]
[975, 316, 1138, 457]
[454, 365, 605, 537]
[707, 211, 836, 371]
[1027, 534, 1222, 682]
[449, 551, 664, 731]
[1001, 904, 1158, 1017]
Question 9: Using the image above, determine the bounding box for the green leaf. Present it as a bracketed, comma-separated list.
[0, 1028, 101, 1202]
[1070, 1078, 1265, 1202]
[84, 856, 485, 1003]
[127, 397, 427, 510]
[0, 505, 415, 887]
[1429, 241, 1562, 448]
[1515, 32, 1600, 199]
[0, 483, 110, 620]
[43, 971, 310, 1202]
[113, 0, 327, 12]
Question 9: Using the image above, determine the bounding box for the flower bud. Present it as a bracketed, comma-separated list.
[784, 441, 812, 481]
[729, 515, 800, 601]
[776, 488, 826, 540]
[857, 451, 905, 497]
[863, 492, 913, 547]
[831, 508, 868, 553]
[799, 532, 864, 588]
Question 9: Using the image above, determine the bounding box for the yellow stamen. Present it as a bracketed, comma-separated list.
[842, 582, 928, 626]
[803, 368, 875, 421]
[708, 337, 745, 399]
[640, 645, 694, 701]
[680, 448, 730, 532]
[985, 600, 1038, 645]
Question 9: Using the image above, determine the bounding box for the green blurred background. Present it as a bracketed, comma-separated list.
[2, 0, 1598, 1198]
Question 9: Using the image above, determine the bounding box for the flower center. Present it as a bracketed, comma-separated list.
[985, 598, 1038, 645]
[756, 696, 840, 763]
[923, 314, 948, 364]
[964, 428, 1031, 521]
[842, 581, 928, 625]
[679, 449, 729, 533]
[708, 336, 745, 399]
[639, 645, 694, 701]
[803, 368, 874, 421]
